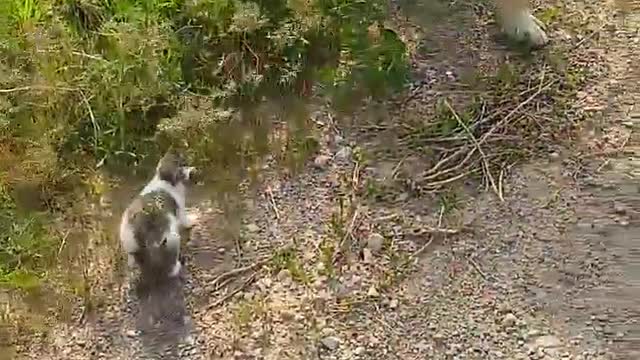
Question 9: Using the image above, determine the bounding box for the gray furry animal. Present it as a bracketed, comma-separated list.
[119, 149, 196, 279]
[412, 0, 549, 48]
[494, 0, 548, 48]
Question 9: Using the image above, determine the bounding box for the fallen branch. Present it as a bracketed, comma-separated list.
[444, 99, 502, 201]
[468, 257, 489, 281]
[0, 85, 78, 93]
[415, 79, 556, 190]
[407, 236, 434, 262]
[208, 258, 268, 292]
[478, 80, 557, 146]
[208, 272, 258, 309]
[333, 206, 361, 264]
[414, 225, 466, 235]
[266, 186, 280, 220]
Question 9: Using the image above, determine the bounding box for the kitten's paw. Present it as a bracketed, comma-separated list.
[182, 166, 197, 181]
[181, 212, 198, 229]
[168, 260, 182, 278]
[502, 11, 549, 48]
[127, 254, 137, 268]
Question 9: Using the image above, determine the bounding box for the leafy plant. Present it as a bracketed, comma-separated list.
[1, 0, 409, 172]
[0, 185, 58, 290]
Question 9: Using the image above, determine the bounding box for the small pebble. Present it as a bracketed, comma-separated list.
[389, 299, 399, 309]
[320, 336, 340, 350]
[535, 335, 562, 349]
[246, 223, 260, 233]
[503, 313, 518, 327]
[362, 248, 374, 263]
[335, 146, 352, 160]
[366, 233, 385, 252]
[313, 154, 331, 169]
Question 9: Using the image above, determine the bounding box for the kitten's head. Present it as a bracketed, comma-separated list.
[156, 148, 196, 186]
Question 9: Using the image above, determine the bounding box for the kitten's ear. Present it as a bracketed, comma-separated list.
[157, 155, 178, 185]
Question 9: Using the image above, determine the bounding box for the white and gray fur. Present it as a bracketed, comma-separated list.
[119, 149, 196, 279]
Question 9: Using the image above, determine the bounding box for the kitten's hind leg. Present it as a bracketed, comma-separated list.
[127, 253, 137, 268]
[178, 207, 197, 229]
[168, 259, 182, 277]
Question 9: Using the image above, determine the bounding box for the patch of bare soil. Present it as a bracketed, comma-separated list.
[8, 0, 639, 359]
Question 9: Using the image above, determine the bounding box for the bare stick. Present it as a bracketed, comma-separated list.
[421, 145, 475, 179]
[498, 167, 505, 200]
[266, 186, 280, 220]
[0, 85, 78, 93]
[407, 236, 434, 262]
[414, 225, 465, 235]
[437, 205, 445, 228]
[352, 160, 361, 189]
[468, 258, 488, 281]
[80, 91, 100, 157]
[333, 206, 361, 263]
[423, 170, 474, 189]
[444, 99, 502, 201]
[478, 80, 557, 146]
[208, 272, 258, 309]
[57, 230, 70, 257]
[391, 155, 408, 180]
[208, 258, 268, 291]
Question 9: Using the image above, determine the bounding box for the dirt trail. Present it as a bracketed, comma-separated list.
[10, 1, 640, 359]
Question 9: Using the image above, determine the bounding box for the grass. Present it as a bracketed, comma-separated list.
[318, 238, 336, 278]
[232, 296, 266, 329]
[0, 184, 60, 291]
[269, 247, 312, 284]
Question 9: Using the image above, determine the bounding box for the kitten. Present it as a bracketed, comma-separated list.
[119, 149, 196, 279]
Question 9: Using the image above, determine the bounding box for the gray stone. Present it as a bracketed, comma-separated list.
[313, 154, 331, 169]
[535, 335, 562, 349]
[320, 336, 340, 350]
[366, 233, 385, 252]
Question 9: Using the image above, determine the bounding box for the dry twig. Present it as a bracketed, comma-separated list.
[208, 272, 259, 309]
[468, 258, 488, 281]
[407, 236, 434, 262]
[415, 79, 556, 190]
[57, 230, 70, 257]
[333, 206, 361, 263]
[208, 258, 268, 292]
[444, 99, 502, 201]
[265, 186, 280, 220]
[0, 85, 77, 93]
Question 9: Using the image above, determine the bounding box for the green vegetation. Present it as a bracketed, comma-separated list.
[0, 184, 58, 290]
[0, 0, 409, 290]
[1, 0, 409, 170]
[270, 247, 311, 284]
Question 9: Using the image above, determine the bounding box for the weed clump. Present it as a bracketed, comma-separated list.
[1, 0, 409, 172]
[0, 184, 59, 290]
